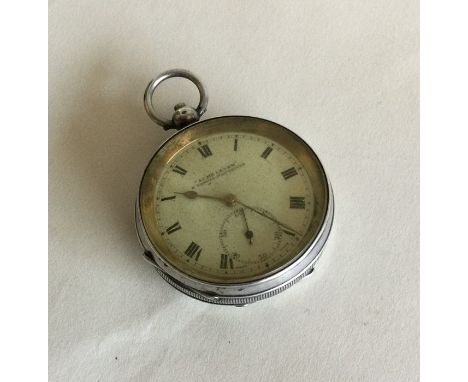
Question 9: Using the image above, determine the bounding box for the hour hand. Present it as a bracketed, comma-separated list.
[175, 191, 199, 199]
[175, 191, 236, 207]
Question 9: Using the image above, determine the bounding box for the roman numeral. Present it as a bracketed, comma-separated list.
[184, 241, 202, 261]
[281, 167, 298, 180]
[260, 146, 273, 159]
[234, 138, 238, 151]
[166, 222, 181, 234]
[160, 195, 176, 201]
[172, 165, 187, 175]
[197, 144, 213, 158]
[220, 254, 234, 269]
[290, 196, 305, 209]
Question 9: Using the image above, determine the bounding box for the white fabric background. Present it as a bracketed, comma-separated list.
[49, 1, 419, 381]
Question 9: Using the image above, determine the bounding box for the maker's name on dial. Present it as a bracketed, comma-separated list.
[194, 161, 245, 188]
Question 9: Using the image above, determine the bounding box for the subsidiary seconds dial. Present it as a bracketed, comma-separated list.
[219, 207, 284, 267]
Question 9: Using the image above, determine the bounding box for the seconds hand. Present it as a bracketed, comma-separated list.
[239, 208, 254, 245]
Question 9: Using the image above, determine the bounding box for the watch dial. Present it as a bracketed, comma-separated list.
[139, 117, 329, 283]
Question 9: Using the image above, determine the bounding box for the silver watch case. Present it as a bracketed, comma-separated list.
[135, 117, 334, 306]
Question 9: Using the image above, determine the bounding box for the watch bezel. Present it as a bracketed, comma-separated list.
[136, 116, 334, 301]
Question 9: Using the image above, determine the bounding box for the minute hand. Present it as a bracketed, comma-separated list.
[235, 200, 302, 236]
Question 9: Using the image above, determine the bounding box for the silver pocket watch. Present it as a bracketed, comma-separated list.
[135, 69, 334, 305]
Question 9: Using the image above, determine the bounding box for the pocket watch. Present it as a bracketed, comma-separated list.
[135, 69, 334, 306]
